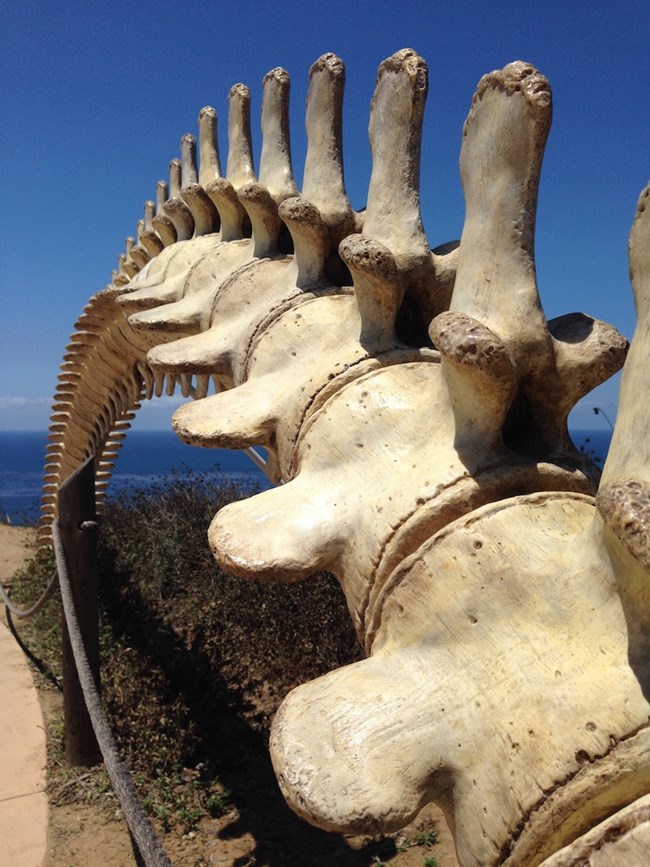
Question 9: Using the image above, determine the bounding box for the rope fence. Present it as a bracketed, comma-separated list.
[0, 567, 58, 619]
[2, 456, 173, 867]
[52, 517, 172, 867]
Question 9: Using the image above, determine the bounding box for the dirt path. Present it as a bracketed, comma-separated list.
[2, 525, 459, 867]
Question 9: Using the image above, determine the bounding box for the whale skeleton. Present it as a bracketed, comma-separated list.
[41, 49, 649, 865]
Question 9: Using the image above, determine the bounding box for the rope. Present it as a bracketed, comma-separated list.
[52, 518, 172, 867]
[0, 568, 59, 619]
[0, 522, 98, 619]
[5, 607, 63, 691]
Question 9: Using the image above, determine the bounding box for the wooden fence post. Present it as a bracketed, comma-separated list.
[58, 457, 101, 766]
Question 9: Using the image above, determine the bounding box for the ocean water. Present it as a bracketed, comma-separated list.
[0, 428, 613, 526]
[0, 430, 270, 525]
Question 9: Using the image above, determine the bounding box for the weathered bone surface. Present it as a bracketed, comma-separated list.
[41, 48, 649, 865]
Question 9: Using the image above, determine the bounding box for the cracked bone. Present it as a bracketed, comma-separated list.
[171, 57, 616, 527]
[166, 59, 632, 864]
[269, 182, 650, 865]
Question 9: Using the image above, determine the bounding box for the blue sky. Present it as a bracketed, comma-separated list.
[1, 0, 647, 434]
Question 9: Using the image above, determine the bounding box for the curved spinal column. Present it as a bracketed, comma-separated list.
[40, 52, 647, 866]
[166, 49, 435, 479]
[40, 105, 232, 543]
[159, 57, 631, 866]
[145, 53, 357, 396]
[125, 64, 304, 340]
[40, 77, 266, 545]
[170, 54, 611, 616]
[39, 287, 154, 544]
[40, 57, 331, 542]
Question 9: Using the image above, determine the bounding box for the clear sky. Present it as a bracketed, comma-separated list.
[1, 0, 647, 434]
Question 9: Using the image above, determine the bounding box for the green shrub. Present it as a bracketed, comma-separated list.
[95, 471, 363, 828]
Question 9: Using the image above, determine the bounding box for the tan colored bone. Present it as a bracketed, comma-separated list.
[602, 184, 650, 486]
[160, 158, 194, 240]
[205, 84, 255, 241]
[258, 67, 299, 203]
[119, 96, 254, 313]
[363, 49, 457, 324]
[125, 64, 303, 335]
[146, 53, 356, 375]
[302, 53, 357, 246]
[166, 51, 437, 467]
[151, 179, 176, 246]
[40, 64, 307, 538]
[182, 61, 634, 867]
[266, 182, 650, 863]
[172, 55, 608, 543]
[180, 133, 220, 235]
[450, 63, 627, 455]
[137, 199, 164, 258]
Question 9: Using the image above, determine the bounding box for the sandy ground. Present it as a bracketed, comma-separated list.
[0, 524, 49, 867]
[0, 524, 37, 583]
[1, 524, 460, 866]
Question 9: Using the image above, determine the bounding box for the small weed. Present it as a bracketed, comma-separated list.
[178, 805, 202, 831]
[423, 857, 439, 867]
[204, 790, 231, 817]
[416, 830, 439, 847]
[156, 805, 171, 832]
